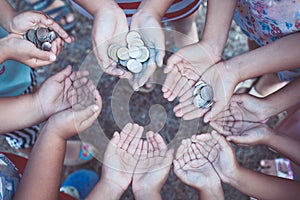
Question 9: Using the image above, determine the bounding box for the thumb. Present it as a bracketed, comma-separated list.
[156, 49, 165, 67]
[226, 135, 249, 145]
[204, 101, 226, 123]
[49, 65, 72, 82]
[74, 104, 100, 132]
[106, 132, 121, 152]
[30, 47, 57, 62]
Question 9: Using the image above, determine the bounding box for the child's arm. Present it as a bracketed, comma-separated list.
[0, 0, 17, 32]
[13, 77, 101, 200]
[227, 125, 300, 166]
[227, 32, 300, 82]
[207, 131, 300, 200]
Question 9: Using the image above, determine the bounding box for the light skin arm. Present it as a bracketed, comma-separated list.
[260, 76, 300, 118]
[209, 131, 300, 200]
[228, 32, 300, 82]
[13, 77, 102, 200]
[0, 0, 17, 32]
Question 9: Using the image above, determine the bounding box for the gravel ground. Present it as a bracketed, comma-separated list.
[1, 1, 281, 199]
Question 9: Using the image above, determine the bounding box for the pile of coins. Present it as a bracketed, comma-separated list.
[24, 27, 58, 51]
[193, 81, 214, 108]
[107, 31, 150, 74]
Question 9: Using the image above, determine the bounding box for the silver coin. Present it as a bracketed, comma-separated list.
[107, 43, 121, 62]
[193, 94, 207, 108]
[127, 59, 143, 73]
[41, 42, 52, 51]
[119, 59, 128, 67]
[128, 38, 144, 48]
[117, 47, 130, 60]
[36, 27, 49, 42]
[128, 46, 142, 59]
[26, 29, 37, 43]
[200, 85, 214, 101]
[136, 46, 150, 63]
[47, 31, 57, 42]
[126, 31, 141, 43]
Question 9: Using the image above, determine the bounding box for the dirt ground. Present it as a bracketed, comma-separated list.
[1, 1, 282, 199]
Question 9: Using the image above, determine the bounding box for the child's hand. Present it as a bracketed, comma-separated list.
[173, 137, 221, 190]
[101, 123, 144, 192]
[43, 68, 102, 139]
[132, 132, 173, 196]
[167, 62, 238, 122]
[226, 124, 274, 146]
[92, 4, 130, 78]
[162, 42, 220, 100]
[197, 131, 239, 183]
[9, 11, 72, 43]
[2, 33, 63, 67]
[129, 13, 165, 90]
[210, 94, 268, 135]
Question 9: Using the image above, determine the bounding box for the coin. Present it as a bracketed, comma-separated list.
[126, 31, 141, 43]
[136, 46, 150, 63]
[108, 43, 121, 62]
[128, 46, 142, 59]
[193, 94, 207, 108]
[119, 59, 128, 67]
[128, 38, 144, 48]
[26, 29, 37, 43]
[36, 27, 49, 42]
[47, 31, 57, 42]
[41, 42, 52, 51]
[117, 47, 130, 60]
[127, 59, 143, 73]
[200, 85, 214, 101]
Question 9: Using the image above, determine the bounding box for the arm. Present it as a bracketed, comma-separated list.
[13, 124, 66, 200]
[227, 32, 300, 82]
[72, 0, 118, 16]
[201, 0, 238, 59]
[0, 0, 17, 32]
[226, 166, 300, 200]
[135, 0, 174, 19]
[261, 76, 300, 118]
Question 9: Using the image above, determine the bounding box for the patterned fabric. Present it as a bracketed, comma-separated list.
[0, 27, 39, 149]
[234, 0, 300, 81]
[71, 0, 202, 22]
[234, 0, 300, 46]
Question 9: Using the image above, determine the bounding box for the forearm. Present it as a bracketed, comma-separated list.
[226, 32, 300, 82]
[226, 166, 300, 200]
[134, 188, 162, 200]
[197, 183, 224, 200]
[265, 134, 300, 166]
[0, 94, 45, 134]
[201, 0, 238, 58]
[262, 76, 300, 117]
[0, 1, 17, 32]
[86, 179, 124, 200]
[13, 125, 66, 200]
[135, 0, 175, 19]
[72, 0, 119, 16]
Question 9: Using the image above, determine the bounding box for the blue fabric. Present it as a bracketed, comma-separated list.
[62, 169, 99, 199]
[0, 27, 32, 97]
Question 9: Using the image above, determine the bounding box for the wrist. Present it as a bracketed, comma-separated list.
[32, 91, 49, 122]
[199, 39, 223, 63]
[133, 187, 161, 200]
[92, 1, 121, 16]
[222, 164, 243, 185]
[197, 181, 224, 200]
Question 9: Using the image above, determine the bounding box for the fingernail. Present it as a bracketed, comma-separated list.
[49, 54, 56, 61]
[113, 132, 118, 137]
[226, 137, 231, 141]
[92, 105, 99, 112]
[260, 160, 265, 166]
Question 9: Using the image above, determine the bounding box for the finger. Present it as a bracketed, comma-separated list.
[165, 53, 182, 73]
[191, 143, 202, 159]
[124, 124, 144, 153]
[168, 76, 188, 102]
[195, 142, 209, 158]
[74, 104, 101, 132]
[162, 67, 179, 93]
[204, 101, 227, 123]
[50, 65, 72, 82]
[146, 131, 154, 158]
[31, 12, 72, 43]
[173, 160, 185, 178]
[29, 47, 57, 63]
[138, 140, 148, 160]
[182, 107, 209, 120]
[175, 139, 188, 160]
[179, 87, 194, 103]
[118, 123, 133, 148]
[165, 71, 182, 100]
[188, 146, 196, 160]
[209, 121, 231, 136]
[106, 132, 120, 152]
[156, 49, 165, 68]
[154, 133, 167, 150]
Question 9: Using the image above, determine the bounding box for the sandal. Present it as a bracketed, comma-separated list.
[60, 169, 99, 200]
[63, 140, 95, 166]
[24, 0, 77, 32]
